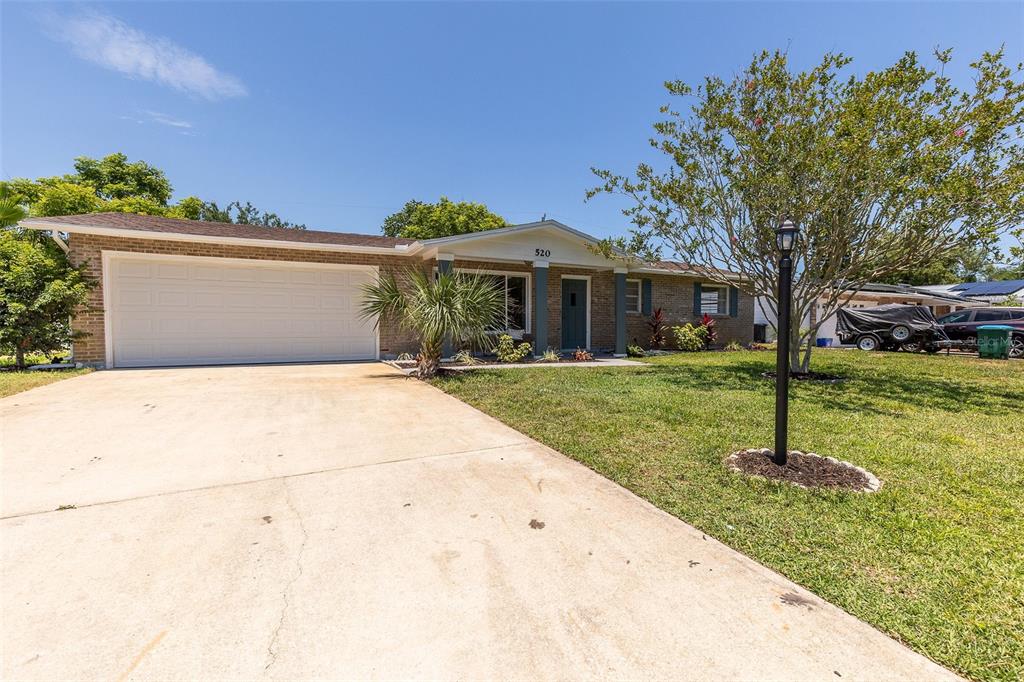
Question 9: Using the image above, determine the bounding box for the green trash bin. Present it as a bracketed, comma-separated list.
[977, 325, 1013, 359]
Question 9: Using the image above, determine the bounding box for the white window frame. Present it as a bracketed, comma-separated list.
[701, 285, 728, 316]
[625, 278, 642, 314]
[448, 268, 532, 338]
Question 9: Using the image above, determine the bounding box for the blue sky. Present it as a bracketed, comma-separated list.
[2, 1, 1021, 246]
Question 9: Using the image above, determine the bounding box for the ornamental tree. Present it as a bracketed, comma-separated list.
[590, 49, 1024, 371]
[0, 188, 94, 368]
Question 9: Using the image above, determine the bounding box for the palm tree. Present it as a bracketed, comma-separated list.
[361, 268, 504, 378]
[0, 185, 27, 228]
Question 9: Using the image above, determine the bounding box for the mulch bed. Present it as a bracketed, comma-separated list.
[725, 448, 881, 492]
[760, 370, 845, 384]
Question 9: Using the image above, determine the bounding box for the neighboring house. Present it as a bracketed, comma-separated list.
[754, 282, 982, 344]
[919, 279, 1024, 305]
[19, 213, 754, 368]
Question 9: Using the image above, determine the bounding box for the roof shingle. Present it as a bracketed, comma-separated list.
[23, 212, 412, 248]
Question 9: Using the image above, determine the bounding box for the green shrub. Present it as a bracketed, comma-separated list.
[495, 334, 532, 363]
[452, 350, 482, 365]
[627, 344, 646, 357]
[672, 324, 708, 352]
[537, 348, 561, 363]
[724, 340, 744, 352]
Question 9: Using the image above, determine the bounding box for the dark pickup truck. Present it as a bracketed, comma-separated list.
[937, 307, 1024, 358]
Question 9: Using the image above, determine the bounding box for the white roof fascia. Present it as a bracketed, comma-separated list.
[18, 220, 407, 256]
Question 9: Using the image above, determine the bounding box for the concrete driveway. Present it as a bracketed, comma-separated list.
[1, 363, 957, 680]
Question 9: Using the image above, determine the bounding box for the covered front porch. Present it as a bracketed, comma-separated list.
[416, 222, 636, 355]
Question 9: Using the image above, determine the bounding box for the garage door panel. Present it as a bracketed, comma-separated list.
[117, 289, 154, 306]
[320, 295, 350, 311]
[156, 263, 188, 279]
[191, 265, 225, 281]
[222, 268, 259, 282]
[109, 256, 377, 367]
[118, 262, 153, 278]
[256, 269, 289, 284]
[155, 290, 189, 307]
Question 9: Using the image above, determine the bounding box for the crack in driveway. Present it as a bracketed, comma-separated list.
[264, 478, 309, 671]
[2, 441, 530, 521]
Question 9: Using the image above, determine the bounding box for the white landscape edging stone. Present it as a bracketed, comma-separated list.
[724, 448, 883, 493]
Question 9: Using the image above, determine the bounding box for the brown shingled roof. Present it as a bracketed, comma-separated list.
[23, 212, 413, 249]
[651, 261, 740, 278]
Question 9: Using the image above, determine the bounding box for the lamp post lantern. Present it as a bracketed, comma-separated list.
[774, 218, 799, 466]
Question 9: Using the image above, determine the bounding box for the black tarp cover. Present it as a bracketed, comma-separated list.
[836, 304, 942, 337]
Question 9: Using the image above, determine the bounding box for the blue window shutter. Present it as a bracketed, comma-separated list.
[641, 279, 652, 315]
[693, 282, 702, 317]
[729, 286, 739, 317]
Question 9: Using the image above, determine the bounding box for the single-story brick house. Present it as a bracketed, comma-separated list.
[20, 213, 754, 368]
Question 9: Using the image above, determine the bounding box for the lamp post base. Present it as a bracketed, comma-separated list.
[725, 448, 882, 493]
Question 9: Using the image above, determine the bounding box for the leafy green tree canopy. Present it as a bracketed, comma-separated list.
[2, 153, 305, 229]
[0, 187, 94, 368]
[190, 200, 306, 229]
[590, 48, 1024, 371]
[381, 197, 506, 239]
[874, 241, 1001, 285]
[72, 153, 173, 204]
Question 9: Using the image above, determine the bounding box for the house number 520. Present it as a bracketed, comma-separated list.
[535, 248, 551, 257]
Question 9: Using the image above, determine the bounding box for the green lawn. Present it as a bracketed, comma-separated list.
[434, 350, 1024, 682]
[0, 368, 92, 399]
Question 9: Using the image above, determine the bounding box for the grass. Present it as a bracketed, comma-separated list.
[0, 368, 92, 398]
[0, 350, 66, 367]
[433, 350, 1024, 682]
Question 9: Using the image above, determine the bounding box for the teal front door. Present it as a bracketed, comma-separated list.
[561, 278, 588, 349]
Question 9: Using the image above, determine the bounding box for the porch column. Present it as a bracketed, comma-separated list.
[614, 267, 627, 357]
[533, 261, 549, 357]
[438, 254, 454, 358]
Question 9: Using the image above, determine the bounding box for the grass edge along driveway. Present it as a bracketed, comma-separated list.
[434, 350, 1024, 682]
[0, 368, 93, 399]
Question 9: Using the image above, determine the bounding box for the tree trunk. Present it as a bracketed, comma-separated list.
[15, 345, 26, 370]
[417, 338, 443, 379]
[799, 334, 813, 373]
[788, 322, 802, 374]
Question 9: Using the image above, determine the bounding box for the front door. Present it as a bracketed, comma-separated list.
[561, 278, 588, 349]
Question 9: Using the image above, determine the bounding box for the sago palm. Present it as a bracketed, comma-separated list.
[360, 268, 504, 378]
[0, 185, 27, 229]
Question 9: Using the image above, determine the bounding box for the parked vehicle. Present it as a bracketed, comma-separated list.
[836, 304, 945, 352]
[937, 307, 1024, 358]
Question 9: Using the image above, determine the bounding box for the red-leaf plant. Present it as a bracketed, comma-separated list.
[647, 307, 668, 349]
[700, 313, 717, 348]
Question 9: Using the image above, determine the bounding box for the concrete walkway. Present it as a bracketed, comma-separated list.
[1, 363, 958, 680]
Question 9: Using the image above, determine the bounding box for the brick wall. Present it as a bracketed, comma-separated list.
[67, 233, 424, 365]
[625, 274, 754, 349]
[452, 261, 617, 351]
[67, 237, 756, 366]
[453, 262, 753, 351]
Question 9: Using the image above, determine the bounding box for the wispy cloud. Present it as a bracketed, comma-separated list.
[42, 10, 247, 100]
[144, 110, 192, 129]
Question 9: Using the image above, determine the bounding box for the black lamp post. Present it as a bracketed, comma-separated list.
[774, 218, 799, 466]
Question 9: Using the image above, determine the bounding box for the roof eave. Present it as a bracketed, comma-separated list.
[412, 219, 631, 259]
[17, 220, 406, 255]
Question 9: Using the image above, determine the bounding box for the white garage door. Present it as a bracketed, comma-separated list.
[107, 254, 378, 368]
